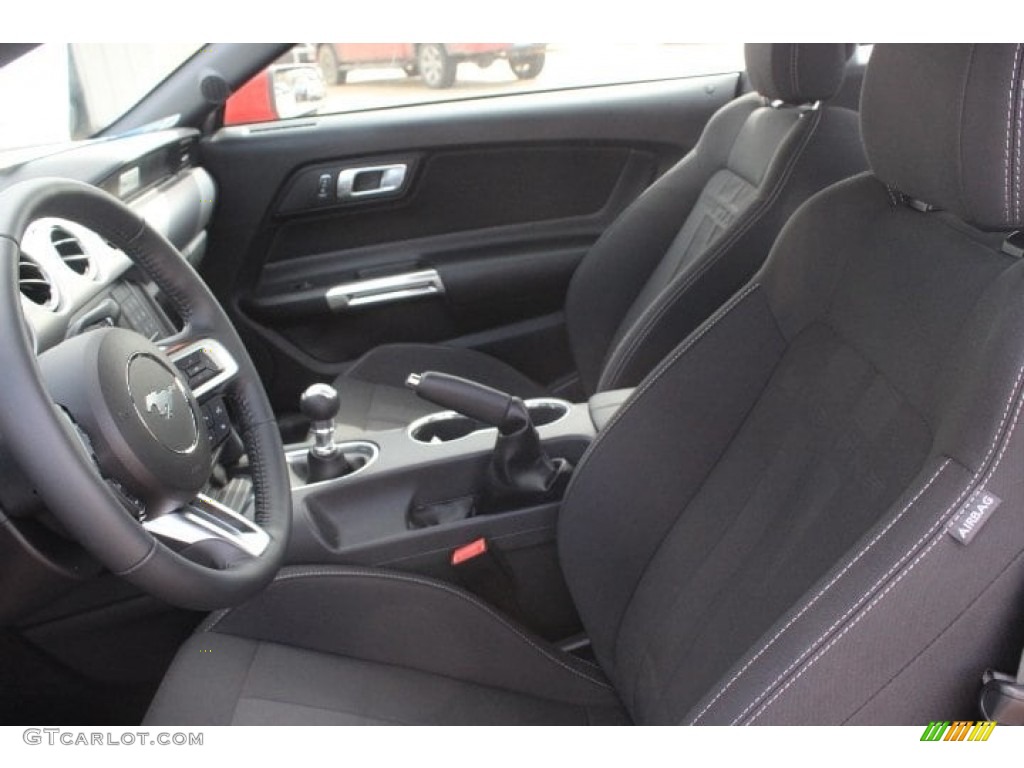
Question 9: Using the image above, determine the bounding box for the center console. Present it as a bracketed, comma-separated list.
[285, 393, 593, 563]
[275, 375, 631, 639]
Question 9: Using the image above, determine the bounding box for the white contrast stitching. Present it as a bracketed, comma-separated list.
[1011, 44, 1019, 219]
[689, 457, 951, 723]
[564, 282, 761, 503]
[204, 566, 613, 690]
[748, 365, 1024, 723]
[1005, 45, 1022, 223]
[751, 519, 952, 721]
[791, 45, 799, 101]
[736, 358, 1024, 723]
[598, 108, 820, 392]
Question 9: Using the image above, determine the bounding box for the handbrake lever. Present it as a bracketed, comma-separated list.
[406, 372, 529, 434]
[406, 371, 572, 512]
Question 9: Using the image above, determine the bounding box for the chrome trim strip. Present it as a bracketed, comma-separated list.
[407, 397, 573, 444]
[325, 269, 444, 312]
[406, 409, 474, 444]
[144, 493, 269, 557]
[336, 163, 408, 199]
[165, 338, 239, 400]
[284, 440, 380, 488]
[522, 397, 573, 428]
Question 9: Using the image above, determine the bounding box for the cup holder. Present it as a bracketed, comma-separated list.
[409, 413, 485, 444]
[526, 398, 571, 428]
[408, 398, 571, 444]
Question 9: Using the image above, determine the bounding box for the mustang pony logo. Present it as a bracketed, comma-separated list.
[145, 385, 176, 420]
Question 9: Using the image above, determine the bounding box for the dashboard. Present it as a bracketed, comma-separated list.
[2, 129, 215, 355]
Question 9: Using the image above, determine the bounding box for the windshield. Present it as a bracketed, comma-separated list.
[0, 43, 203, 152]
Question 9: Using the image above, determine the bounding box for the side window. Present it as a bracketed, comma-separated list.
[224, 43, 745, 126]
[854, 44, 874, 65]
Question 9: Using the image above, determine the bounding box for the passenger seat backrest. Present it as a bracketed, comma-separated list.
[566, 43, 866, 395]
[558, 43, 1024, 725]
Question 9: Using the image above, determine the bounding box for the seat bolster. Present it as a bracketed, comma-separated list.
[566, 94, 764, 395]
[559, 284, 788, 684]
[598, 104, 865, 392]
[196, 566, 617, 706]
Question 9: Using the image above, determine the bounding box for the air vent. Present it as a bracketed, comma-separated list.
[176, 138, 196, 172]
[50, 226, 91, 276]
[19, 255, 56, 309]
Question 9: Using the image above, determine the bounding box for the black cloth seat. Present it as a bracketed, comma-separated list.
[146, 567, 628, 725]
[147, 44, 1024, 725]
[330, 43, 867, 435]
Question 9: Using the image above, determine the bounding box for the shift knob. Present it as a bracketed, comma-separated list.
[299, 383, 350, 482]
[300, 383, 340, 424]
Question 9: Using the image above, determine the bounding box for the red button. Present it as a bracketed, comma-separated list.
[451, 538, 488, 566]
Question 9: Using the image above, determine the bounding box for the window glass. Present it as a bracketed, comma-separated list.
[0, 43, 203, 151]
[224, 43, 745, 126]
[854, 44, 874, 65]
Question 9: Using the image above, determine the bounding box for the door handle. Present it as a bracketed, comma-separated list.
[325, 269, 444, 311]
[336, 164, 408, 200]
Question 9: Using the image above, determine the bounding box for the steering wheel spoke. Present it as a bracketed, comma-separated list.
[0, 178, 290, 609]
[144, 493, 270, 559]
[162, 337, 240, 401]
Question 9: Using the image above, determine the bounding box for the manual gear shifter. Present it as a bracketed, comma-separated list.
[406, 371, 572, 512]
[299, 383, 352, 483]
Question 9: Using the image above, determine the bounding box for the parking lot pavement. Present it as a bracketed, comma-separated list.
[316, 43, 744, 114]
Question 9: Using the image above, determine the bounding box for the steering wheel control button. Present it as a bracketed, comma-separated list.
[201, 396, 231, 446]
[111, 283, 166, 340]
[174, 347, 223, 391]
[128, 353, 199, 454]
[167, 339, 238, 400]
[106, 478, 147, 520]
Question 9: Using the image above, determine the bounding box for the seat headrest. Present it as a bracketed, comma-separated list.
[862, 44, 1024, 231]
[744, 43, 851, 104]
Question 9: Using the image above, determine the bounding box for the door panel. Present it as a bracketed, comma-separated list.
[267, 145, 646, 258]
[198, 74, 739, 411]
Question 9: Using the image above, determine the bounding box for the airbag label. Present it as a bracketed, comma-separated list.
[947, 490, 1002, 546]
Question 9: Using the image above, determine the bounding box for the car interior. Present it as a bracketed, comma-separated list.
[1, 42, 1024, 726]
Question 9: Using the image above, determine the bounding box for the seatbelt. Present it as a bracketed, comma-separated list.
[980, 651, 1024, 724]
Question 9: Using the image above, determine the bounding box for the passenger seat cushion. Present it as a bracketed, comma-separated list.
[334, 343, 547, 433]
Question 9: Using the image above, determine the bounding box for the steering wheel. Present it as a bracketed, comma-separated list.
[0, 179, 291, 610]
